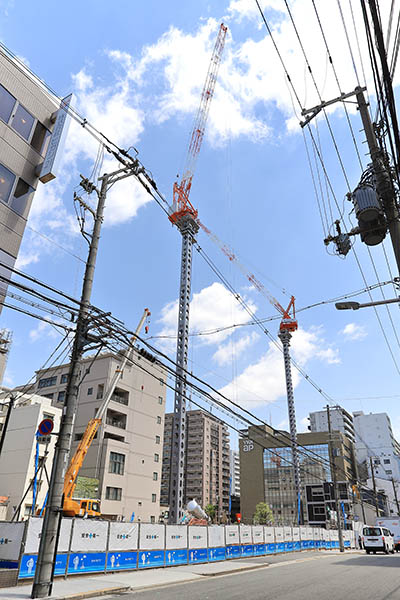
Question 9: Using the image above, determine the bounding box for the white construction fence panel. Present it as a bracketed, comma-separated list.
[239, 525, 252, 544]
[188, 526, 207, 549]
[331, 530, 339, 541]
[275, 527, 284, 542]
[165, 525, 187, 550]
[139, 524, 165, 550]
[306, 527, 314, 540]
[300, 526, 307, 540]
[208, 526, 225, 548]
[0, 521, 25, 560]
[24, 518, 43, 554]
[313, 528, 321, 540]
[264, 527, 275, 544]
[284, 526, 292, 542]
[292, 527, 300, 542]
[252, 526, 264, 544]
[109, 523, 139, 551]
[225, 525, 239, 545]
[59, 518, 73, 552]
[70, 519, 108, 552]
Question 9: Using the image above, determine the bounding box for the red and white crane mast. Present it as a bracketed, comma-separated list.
[168, 23, 227, 524]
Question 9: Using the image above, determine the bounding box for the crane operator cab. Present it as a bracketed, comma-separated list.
[63, 497, 101, 518]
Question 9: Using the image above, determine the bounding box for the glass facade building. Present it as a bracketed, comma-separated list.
[263, 444, 331, 525]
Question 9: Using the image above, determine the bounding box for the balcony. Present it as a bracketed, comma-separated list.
[111, 388, 129, 406]
[106, 408, 127, 430]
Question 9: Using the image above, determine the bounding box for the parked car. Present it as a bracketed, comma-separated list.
[362, 526, 395, 554]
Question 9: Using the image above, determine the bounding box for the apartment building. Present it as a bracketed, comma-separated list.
[161, 410, 230, 518]
[0, 392, 61, 520]
[32, 350, 167, 522]
[0, 46, 63, 311]
[230, 449, 240, 496]
[353, 411, 400, 464]
[308, 405, 355, 443]
[240, 424, 357, 525]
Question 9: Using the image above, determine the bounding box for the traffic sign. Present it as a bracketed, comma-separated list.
[37, 418, 54, 436]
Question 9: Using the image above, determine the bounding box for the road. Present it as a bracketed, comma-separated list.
[99, 552, 400, 600]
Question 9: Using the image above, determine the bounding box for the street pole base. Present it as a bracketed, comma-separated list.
[31, 581, 52, 598]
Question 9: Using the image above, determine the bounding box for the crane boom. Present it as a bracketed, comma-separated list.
[63, 308, 151, 502]
[169, 23, 228, 225]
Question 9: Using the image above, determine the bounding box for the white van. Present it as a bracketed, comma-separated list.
[362, 526, 395, 554]
[376, 518, 400, 552]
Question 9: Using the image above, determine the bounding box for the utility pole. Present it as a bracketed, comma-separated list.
[369, 456, 380, 517]
[32, 162, 143, 598]
[355, 86, 400, 276]
[278, 329, 303, 525]
[391, 478, 400, 515]
[0, 394, 14, 457]
[326, 406, 344, 552]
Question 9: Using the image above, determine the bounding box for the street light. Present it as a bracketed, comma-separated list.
[335, 297, 400, 310]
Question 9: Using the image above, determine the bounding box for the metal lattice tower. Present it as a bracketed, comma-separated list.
[278, 328, 302, 524]
[169, 216, 199, 524]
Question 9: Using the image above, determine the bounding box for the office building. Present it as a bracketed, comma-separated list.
[161, 410, 230, 518]
[0, 392, 61, 520]
[31, 349, 167, 522]
[240, 424, 357, 525]
[353, 411, 400, 464]
[230, 449, 240, 496]
[0, 46, 62, 311]
[308, 406, 355, 443]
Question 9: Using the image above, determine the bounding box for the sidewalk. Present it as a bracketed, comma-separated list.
[0, 550, 356, 600]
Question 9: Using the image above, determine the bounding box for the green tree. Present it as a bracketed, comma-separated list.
[253, 502, 274, 525]
[205, 504, 217, 522]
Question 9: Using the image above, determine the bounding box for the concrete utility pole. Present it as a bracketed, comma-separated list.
[391, 478, 400, 515]
[326, 405, 344, 552]
[32, 163, 142, 598]
[369, 456, 380, 517]
[355, 86, 400, 276]
[169, 215, 199, 524]
[278, 329, 303, 525]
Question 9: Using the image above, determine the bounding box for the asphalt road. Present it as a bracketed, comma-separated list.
[102, 552, 400, 600]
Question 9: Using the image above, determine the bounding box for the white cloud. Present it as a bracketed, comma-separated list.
[212, 332, 259, 366]
[341, 322, 367, 341]
[29, 321, 59, 343]
[218, 326, 339, 408]
[157, 281, 257, 352]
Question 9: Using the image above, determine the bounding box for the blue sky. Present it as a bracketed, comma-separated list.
[1, 0, 400, 446]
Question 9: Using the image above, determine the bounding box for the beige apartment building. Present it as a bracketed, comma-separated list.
[0, 392, 61, 520]
[161, 410, 230, 518]
[0, 47, 61, 312]
[31, 350, 167, 522]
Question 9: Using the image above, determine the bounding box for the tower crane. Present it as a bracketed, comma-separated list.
[197, 224, 303, 524]
[168, 22, 227, 524]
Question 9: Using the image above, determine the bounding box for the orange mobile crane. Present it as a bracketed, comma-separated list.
[62, 308, 151, 518]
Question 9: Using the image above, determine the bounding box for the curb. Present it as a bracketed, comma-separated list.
[52, 586, 130, 600]
[197, 563, 271, 577]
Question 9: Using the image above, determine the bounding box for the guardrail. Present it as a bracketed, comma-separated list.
[0, 519, 355, 584]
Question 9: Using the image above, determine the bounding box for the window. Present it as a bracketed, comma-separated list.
[57, 391, 65, 403]
[24, 505, 33, 517]
[106, 487, 122, 501]
[87, 387, 93, 396]
[38, 376, 57, 389]
[150, 516, 155, 524]
[152, 494, 156, 503]
[12, 178, 34, 217]
[0, 163, 16, 204]
[158, 396, 163, 404]
[386, 470, 393, 475]
[43, 393, 53, 400]
[153, 472, 158, 481]
[374, 459, 381, 465]
[0, 84, 16, 123]
[97, 384, 104, 399]
[31, 121, 51, 155]
[155, 435, 160, 445]
[109, 452, 125, 475]
[159, 378, 164, 386]
[138, 501, 142, 506]
[157, 416, 162, 425]
[384, 459, 391, 464]
[60, 374, 68, 384]
[12, 103, 34, 140]
[154, 453, 159, 463]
